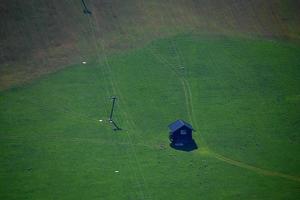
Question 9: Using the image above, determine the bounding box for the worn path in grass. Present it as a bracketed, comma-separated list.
[1, 35, 300, 199]
[154, 54, 300, 183]
[146, 35, 300, 183]
[87, 12, 152, 199]
[156, 3, 300, 184]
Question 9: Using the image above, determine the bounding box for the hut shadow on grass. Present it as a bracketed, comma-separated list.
[170, 139, 198, 152]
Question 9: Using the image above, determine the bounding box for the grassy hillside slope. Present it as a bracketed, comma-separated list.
[1, 34, 300, 199]
[1, 0, 300, 90]
[1, 1, 300, 199]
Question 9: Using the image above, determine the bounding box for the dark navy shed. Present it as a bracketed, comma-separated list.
[168, 119, 195, 147]
[168, 119, 193, 132]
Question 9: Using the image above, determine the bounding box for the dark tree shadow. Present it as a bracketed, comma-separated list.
[170, 139, 198, 152]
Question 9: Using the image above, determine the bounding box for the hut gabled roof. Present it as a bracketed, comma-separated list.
[168, 119, 193, 132]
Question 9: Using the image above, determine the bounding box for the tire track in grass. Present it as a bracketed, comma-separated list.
[213, 152, 300, 182]
[88, 0, 300, 185]
[146, 43, 207, 150]
[136, 1, 190, 194]
[171, 1, 300, 183]
[90, 33, 146, 200]
[106, 2, 162, 198]
[208, 2, 300, 183]
[146, 25, 300, 184]
[149, 39, 300, 183]
[99, 24, 151, 200]
[88, 5, 151, 199]
[104, 27, 153, 200]
[100, 42, 150, 200]
[149, 0, 209, 151]
[74, 1, 147, 198]
[52, 3, 137, 198]
[85, 0, 300, 186]
[170, 40, 208, 149]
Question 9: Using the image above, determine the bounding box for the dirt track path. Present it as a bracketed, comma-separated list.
[180, 62, 300, 183]
[212, 151, 300, 182]
[83, 0, 300, 184]
[148, 41, 300, 183]
[182, 69, 300, 183]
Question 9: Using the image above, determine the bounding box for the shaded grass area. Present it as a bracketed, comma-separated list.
[1, 34, 300, 199]
[1, 0, 300, 90]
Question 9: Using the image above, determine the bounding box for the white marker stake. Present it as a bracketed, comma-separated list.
[99, 119, 103, 122]
[115, 170, 119, 173]
[82, 61, 87, 64]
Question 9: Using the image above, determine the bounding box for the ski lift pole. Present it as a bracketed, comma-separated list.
[81, 0, 91, 14]
[109, 96, 117, 120]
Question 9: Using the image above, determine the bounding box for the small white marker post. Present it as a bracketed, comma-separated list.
[82, 61, 87, 64]
[99, 119, 103, 122]
[114, 170, 119, 173]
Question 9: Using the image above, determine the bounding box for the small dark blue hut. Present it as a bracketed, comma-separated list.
[168, 119, 194, 146]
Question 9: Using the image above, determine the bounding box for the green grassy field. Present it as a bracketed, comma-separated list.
[1, 33, 300, 199]
[1, 0, 300, 199]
